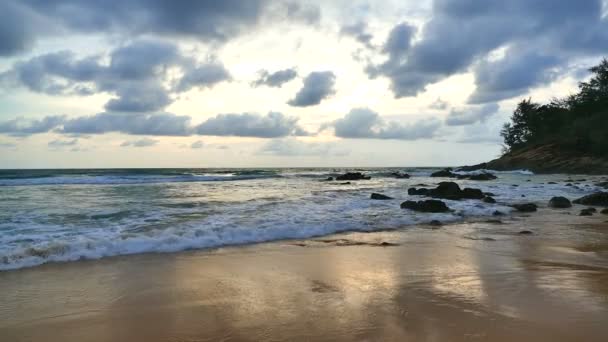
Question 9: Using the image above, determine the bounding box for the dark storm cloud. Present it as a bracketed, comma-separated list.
[0, 115, 66, 136]
[196, 112, 307, 138]
[120, 138, 159, 148]
[252, 68, 298, 88]
[332, 108, 441, 140]
[468, 52, 562, 104]
[288, 71, 336, 107]
[445, 103, 499, 126]
[0, 0, 319, 56]
[61, 112, 193, 136]
[0, 40, 231, 112]
[369, 0, 608, 101]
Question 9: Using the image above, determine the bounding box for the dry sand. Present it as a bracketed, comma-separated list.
[1, 210, 608, 341]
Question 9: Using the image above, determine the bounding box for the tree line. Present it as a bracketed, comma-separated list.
[501, 58, 608, 157]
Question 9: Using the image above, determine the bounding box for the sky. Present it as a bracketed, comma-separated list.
[1, 0, 607, 168]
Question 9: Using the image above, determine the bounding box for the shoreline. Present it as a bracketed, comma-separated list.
[2, 210, 608, 341]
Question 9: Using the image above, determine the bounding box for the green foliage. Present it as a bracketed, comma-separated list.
[501, 58, 608, 157]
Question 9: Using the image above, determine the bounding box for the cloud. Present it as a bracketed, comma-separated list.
[445, 103, 499, 126]
[62, 112, 193, 136]
[468, 51, 562, 104]
[48, 138, 78, 148]
[104, 84, 173, 112]
[340, 22, 374, 48]
[3, 1, 320, 55]
[429, 98, 449, 110]
[190, 140, 204, 149]
[0, 115, 66, 136]
[259, 138, 349, 157]
[1, 40, 230, 112]
[333, 108, 441, 140]
[288, 71, 336, 107]
[0, 141, 17, 148]
[176, 63, 231, 92]
[368, 0, 608, 100]
[120, 138, 158, 148]
[252, 68, 298, 87]
[196, 112, 307, 138]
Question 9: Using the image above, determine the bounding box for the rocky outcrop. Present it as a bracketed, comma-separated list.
[549, 196, 572, 208]
[431, 169, 457, 178]
[391, 172, 410, 179]
[459, 144, 608, 174]
[573, 192, 608, 206]
[408, 182, 484, 201]
[512, 203, 538, 212]
[370, 193, 393, 200]
[336, 172, 371, 181]
[401, 200, 450, 213]
[482, 196, 496, 203]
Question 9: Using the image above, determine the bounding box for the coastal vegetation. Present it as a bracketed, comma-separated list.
[501, 58, 608, 157]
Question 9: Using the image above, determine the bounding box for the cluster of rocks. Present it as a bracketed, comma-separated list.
[391, 172, 410, 179]
[336, 172, 371, 181]
[408, 182, 485, 201]
[430, 168, 497, 181]
[400, 200, 450, 213]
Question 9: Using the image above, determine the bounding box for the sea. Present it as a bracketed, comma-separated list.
[0, 167, 603, 271]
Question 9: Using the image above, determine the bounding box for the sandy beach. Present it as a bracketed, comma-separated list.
[1, 209, 607, 342]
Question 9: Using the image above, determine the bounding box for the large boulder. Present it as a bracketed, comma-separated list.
[573, 192, 608, 206]
[461, 188, 484, 199]
[431, 182, 462, 199]
[548, 196, 572, 208]
[430, 169, 457, 178]
[371, 193, 393, 200]
[512, 203, 538, 212]
[580, 208, 595, 216]
[401, 200, 450, 213]
[408, 188, 430, 196]
[336, 172, 371, 181]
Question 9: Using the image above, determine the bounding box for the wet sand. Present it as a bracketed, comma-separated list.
[1, 210, 608, 341]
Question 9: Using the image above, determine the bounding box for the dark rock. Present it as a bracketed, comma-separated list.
[573, 192, 608, 206]
[339, 182, 351, 185]
[391, 172, 410, 179]
[430, 169, 457, 178]
[461, 188, 484, 199]
[548, 181, 557, 184]
[468, 173, 498, 181]
[566, 183, 573, 186]
[408, 188, 430, 196]
[512, 203, 538, 212]
[371, 193, 393, 200]
[493, 210, 505, 216]
[549, 196, 572, 208]
[521, 194, 526, 197]
[576, 179, 587, 182]
[518, 230, 534, 235]
[601, 208, 608, 215]
[586, 207, 597, 213]
[579, 208, 595, 216]
[325, 177, 334, 181]
[379, 242, 399, 247]
[429, 220, 443, 226]
[432, 182, 462, 199]
[336, 172, 371, 181]
[482, 196, 496, 204]
[401, 200, 450, 213]
[597, 181, 608, 188]
[484, 192, 496, 197]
